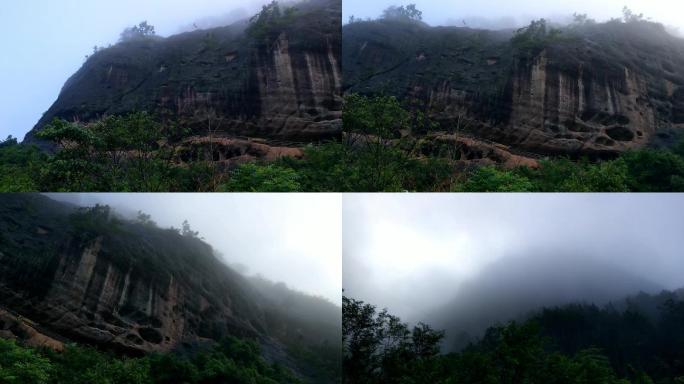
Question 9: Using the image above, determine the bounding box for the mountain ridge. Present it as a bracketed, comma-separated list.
[343, 17, 684, 159]
[0, 193, 340, 381]
[24, 0, 342, 151]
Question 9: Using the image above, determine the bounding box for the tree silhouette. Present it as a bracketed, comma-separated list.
[181, 220, 199, 238]
[120, 21, 156, 42]
[381, 4, 423, 22]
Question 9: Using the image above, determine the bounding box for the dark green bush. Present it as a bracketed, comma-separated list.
[0, 336, 301, 384]
[221, 163, 302, 192]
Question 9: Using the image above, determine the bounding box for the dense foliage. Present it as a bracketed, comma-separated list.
[511, 19, 565, 57]
[0, 336, 302, 384]
[0, 114, 218, 192]
[457, 148, 684, 192]
[3, 94, 684, 192]
[0, 136, 45, 192]
[343, 292, 684, 384]
[253, 94, 453, 191]
[381, 4, 423, 22]
[242, 95, 684, 192]
[247, 1, 298, 44]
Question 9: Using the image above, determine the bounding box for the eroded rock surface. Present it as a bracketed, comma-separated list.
[0, 194, 340, 362]
[344, 19, 684, 158]
[24, 0, 342, 148]
[174, 136, 304, 168]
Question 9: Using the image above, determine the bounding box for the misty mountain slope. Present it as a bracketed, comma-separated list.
[343, 288, 684, 383]
[428, 252, 664, 351]
[0, 194, 340, 381]
[24, 0, 342, 149]
[343, 18, 684, 158]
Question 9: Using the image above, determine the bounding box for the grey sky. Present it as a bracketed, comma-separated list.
[343, 0, 684, 31]
[48, 193, 342, 305]
[0, 0, 269, 142]
[343, 194, 684, 325]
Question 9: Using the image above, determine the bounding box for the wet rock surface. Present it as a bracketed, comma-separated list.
[0, 194, 340, 370]
[344, 19, 684, 158]
[24, 0, 342, 149]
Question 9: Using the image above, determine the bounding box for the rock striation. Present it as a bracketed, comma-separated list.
[343, 19, 684, 158]
[24, 0, 342, 148]
[0, 194, 340, 364]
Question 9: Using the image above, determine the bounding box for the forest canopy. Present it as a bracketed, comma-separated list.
[342, 290, 684, 384]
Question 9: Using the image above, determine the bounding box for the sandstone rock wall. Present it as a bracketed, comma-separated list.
[24, 0, 342, 147]
[343, 20, 684, 158]
[0, 232, 266, 354]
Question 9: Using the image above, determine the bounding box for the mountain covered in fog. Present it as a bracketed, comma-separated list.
[343, 288, 684, 383]
[343, 15, 684, 161]
[0, 194, 340, 382]
[428, 252, 668, 351]
[24, 0, 342, 154]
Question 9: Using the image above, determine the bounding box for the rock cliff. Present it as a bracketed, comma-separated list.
[24, 0, 342, 148]
[343, 19, 684, 158]
[0, 194, 340, 369]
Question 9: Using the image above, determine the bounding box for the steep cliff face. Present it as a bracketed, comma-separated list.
[0, 194, 340, 365]
[24, 0, 342, 148]
[343, 19, 684, 158]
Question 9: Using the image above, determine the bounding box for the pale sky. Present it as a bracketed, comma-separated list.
[344, 194, 684, 323]
[48, 193, 342, 305]
[343, 0, 684, 30]
[0, 0, 269, 142]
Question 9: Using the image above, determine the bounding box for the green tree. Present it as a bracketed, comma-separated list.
[247, 1, 298, 44]
[35, 113, 212, 192]
[120, 21, 156, 42]
[181, 220, 200, 238]
[457, 166, 534, 192]
[343, 295, 445, 384]
[381, 4, 423, 22]
[342, 94, 414, 191]
[222, 163, 302, 192]
[0, 339, 52, 384]
[622, 149, 684, 191]
[0, 136, 45, 192]
[511, 19, 563, 57]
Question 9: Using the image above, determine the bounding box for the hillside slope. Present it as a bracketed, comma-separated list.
[427, 252, 663, 350]
[343, 18, 684, 158]
[0, 194, 340, 381]
[24, 0, 342, 149]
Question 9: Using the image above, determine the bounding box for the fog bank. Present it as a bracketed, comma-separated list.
[343, 194, 684, 332]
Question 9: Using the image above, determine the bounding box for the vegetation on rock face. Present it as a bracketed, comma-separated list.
[232, 94, 684, 192]
[381, 4, 423, 23]
[511, 18, 564, 57]
[119, 21, 156, 42]
[0, 114, 219, 192]
[3, 92, 684, 192]
[343, 291, 684, 384]
[0, 194, 342, 383]
[343, 4, 684, 180]
[247, 1, 299, 45]
[0, 336, 302, 384]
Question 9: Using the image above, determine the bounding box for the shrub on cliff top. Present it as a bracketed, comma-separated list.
[511, 19, 563, 57]
[120, 21, 156, 42]
[247, 1, 299, 45]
